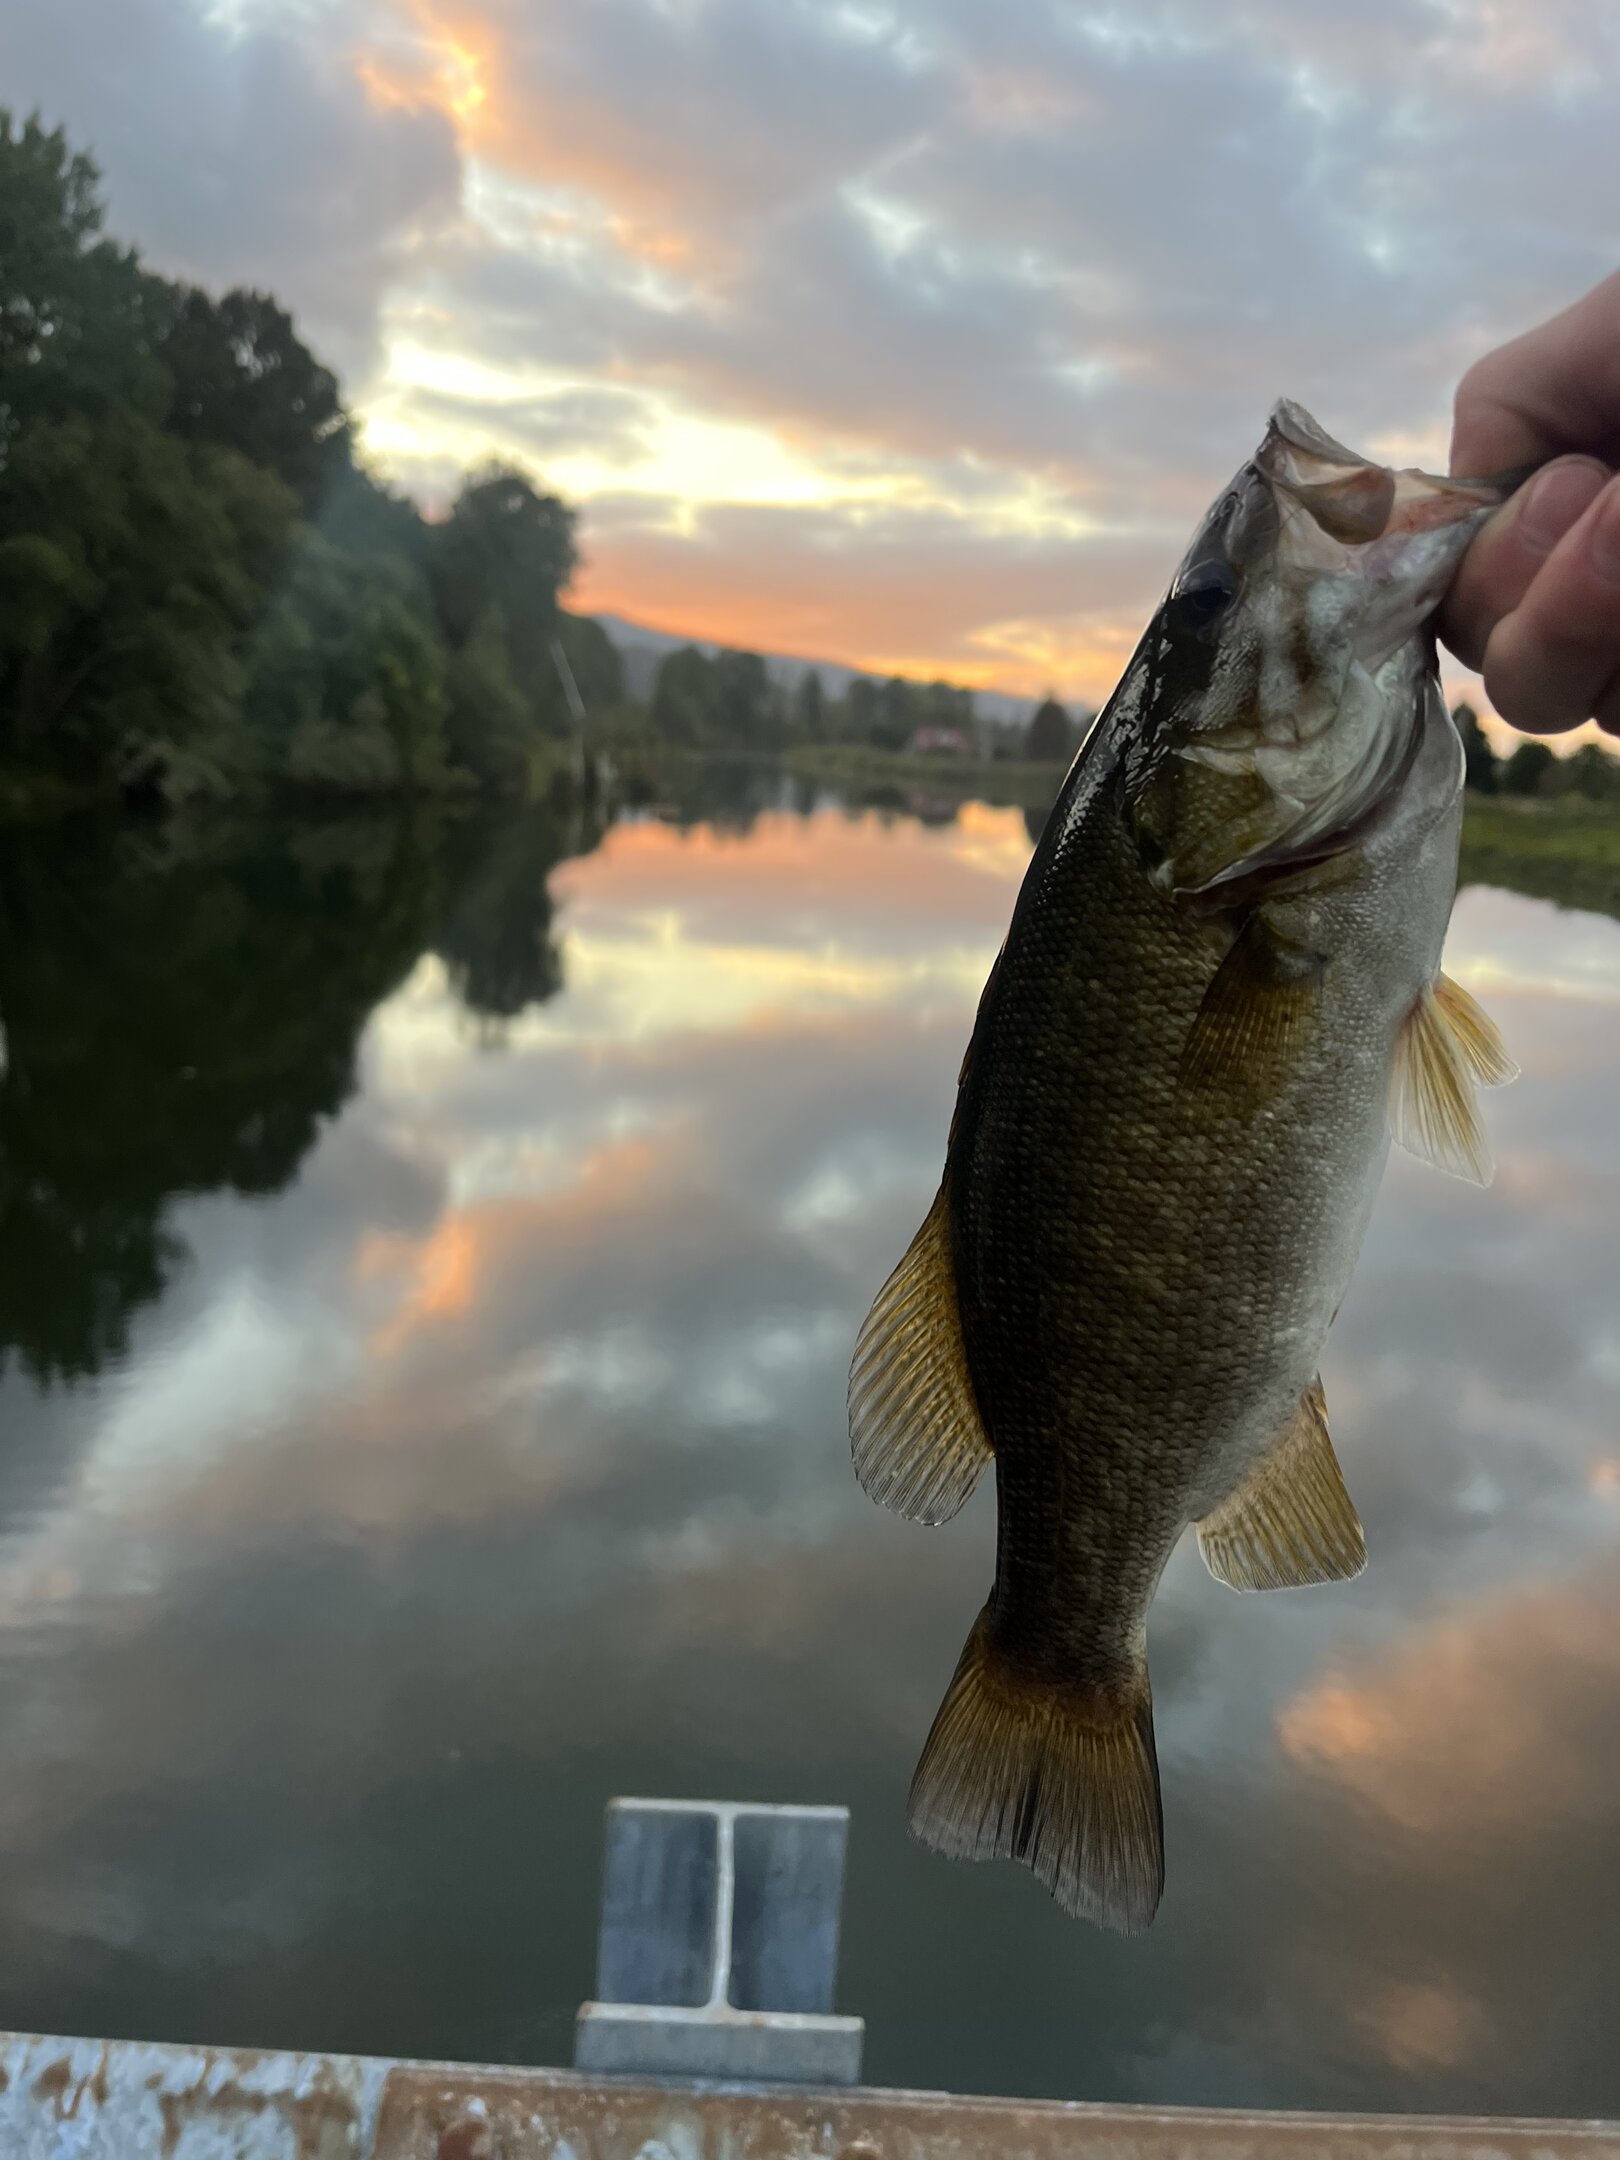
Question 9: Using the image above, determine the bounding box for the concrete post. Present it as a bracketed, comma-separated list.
[574, 1799, 865, 2085]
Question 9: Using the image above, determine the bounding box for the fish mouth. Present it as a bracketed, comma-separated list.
[1259, 398, 1511, 552]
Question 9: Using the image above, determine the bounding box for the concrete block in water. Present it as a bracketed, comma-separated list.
[574, 1798, 864, 2084]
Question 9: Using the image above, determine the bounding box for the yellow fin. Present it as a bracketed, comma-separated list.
[1390, 973, 1513, 1185]
[1197, 1378, 1366, 1592]
[1434, 970, 1519, 1087]
[908, 1610, 1163, 1935]
[849, 1184, 992, 1526]
[1179, 913, 1325, 1102]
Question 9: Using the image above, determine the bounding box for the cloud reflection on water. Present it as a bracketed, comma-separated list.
[0, 798, 1617, 2109]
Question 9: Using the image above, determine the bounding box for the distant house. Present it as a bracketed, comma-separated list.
[906, 724, 975, 758]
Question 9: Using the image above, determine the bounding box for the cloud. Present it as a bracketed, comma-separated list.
[10, 0, 1620, 696]
[574, 494, 1166, 688]
[0, 0, 461, 382]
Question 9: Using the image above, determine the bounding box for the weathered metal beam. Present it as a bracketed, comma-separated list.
[4, 2031, 1620, 2160]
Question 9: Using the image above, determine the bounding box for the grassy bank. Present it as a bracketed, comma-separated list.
[1458, 795, 1620, 918]
[783, 741, 1068, 809]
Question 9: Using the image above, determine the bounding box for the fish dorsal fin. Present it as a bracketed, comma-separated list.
[849, 1183, 992, 1525]
[1390, 971, 1516, 1187]
[1197, 1378, 1366, 1592]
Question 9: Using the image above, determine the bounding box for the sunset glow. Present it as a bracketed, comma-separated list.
[12, 0, 1618, 711]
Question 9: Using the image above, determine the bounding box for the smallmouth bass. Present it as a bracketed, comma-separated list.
[850, 403, 1519, 1933]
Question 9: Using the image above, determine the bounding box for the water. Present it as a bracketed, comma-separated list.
[2, 768, 1619, 2116]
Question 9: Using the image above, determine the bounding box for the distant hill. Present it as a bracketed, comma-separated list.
[592, 612, 1044, 732]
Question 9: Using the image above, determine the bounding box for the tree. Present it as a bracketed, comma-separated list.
[794, 669, 826, 741]
[245, 535, 449, 791]
[535, 610, 624, 735]
[1453, 701, 1497, 793]
[873, 676, 912, 751]
[0, 112, 169, 454]
[0, 411, 296, 783]
[429, 463, 577, 717]
[841, 676, 878, 742]
[444, 606, 531, 791]
[650, 645, 715, 746]
[1025, 695, 1073, 762]
[1501, 739, 1555, 796]
[1563, 742, 1620, 800]
[712, 648, 775, 745]
[158, 285, 352, 515]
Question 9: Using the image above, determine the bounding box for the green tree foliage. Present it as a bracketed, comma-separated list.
[1453, 701, 1497, 793]
[1025, 695, 1074, 762]
[245, 535, 450, 792]
[0, 109, 600, 805]
[1565, 742, 1620, 799]
[651, 645, 717, 746]
[645, 643, 784, 749]
[794, 669, 826, 741]
[157, 285, 352, 515]
[0, 112, 168, 448]
[712, 648, 777, 745]
[536, 610, 625, 737]
[429, 463, 577, 716]
[1501, 739, 1556, 796]
[841, 677, 878, 742]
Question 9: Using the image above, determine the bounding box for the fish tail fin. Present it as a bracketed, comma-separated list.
[907, 1608, 1164, 1934]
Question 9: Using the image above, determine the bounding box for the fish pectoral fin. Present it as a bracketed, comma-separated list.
[1178, 912, 1326, 1104]
[848, 1182, 992, 1526]
[1389, 972, 1515, 1187]
[1197, 1378, 1366, 1592]
[908, 1610, 1164, 1935]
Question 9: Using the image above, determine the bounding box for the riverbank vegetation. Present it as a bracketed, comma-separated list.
[6, 110, 1619, 872]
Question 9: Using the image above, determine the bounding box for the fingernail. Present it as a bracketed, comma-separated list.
[1518, 459, 1607, 555]
[1588, 485, 1620, 587]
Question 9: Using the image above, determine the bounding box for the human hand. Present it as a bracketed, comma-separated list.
[1438, 270, 1620, 736]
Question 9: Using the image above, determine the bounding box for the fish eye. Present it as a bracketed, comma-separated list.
[1171, 558, 1242, 626]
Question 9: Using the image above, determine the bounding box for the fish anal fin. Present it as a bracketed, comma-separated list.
[1391, 974, 1512, 1186]
[1197, 1378, 1366, 1592]
[908, 1610, 1163, 1935]
[1179, 913, 1326, 1103]
[849, 1184, 992, 1526]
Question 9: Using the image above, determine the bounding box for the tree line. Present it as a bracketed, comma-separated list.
[10, 112, 1610, 809]
[0, 110, 1029, 808]
[1454, 702, 1618, 801]
[0, 110, 621, 804]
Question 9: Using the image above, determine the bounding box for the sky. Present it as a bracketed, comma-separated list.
[4, 0, 1619, 706]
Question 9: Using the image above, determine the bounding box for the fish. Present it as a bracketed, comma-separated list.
[848, 402, 1520, 1934]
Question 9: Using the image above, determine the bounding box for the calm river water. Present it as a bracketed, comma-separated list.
[2, 764, 1619, 2114]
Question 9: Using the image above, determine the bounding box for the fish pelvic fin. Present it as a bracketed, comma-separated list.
[1390, 971, 1515, 1187]
[1197, 1376, 1366, 1592]
[907, 1609, 1164, 1935]
[849, 1182, 992, 1526]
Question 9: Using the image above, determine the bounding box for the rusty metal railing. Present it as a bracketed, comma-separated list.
[6, 2033, 1620, 2159]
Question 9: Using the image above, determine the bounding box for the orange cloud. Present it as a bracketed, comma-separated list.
[573, 511, 1157, 703]
[1278, 1563, 1620, 1841]
[1358, 1979, 1489, 2074]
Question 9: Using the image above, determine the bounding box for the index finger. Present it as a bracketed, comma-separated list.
[1451, 269, 1620, 478]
